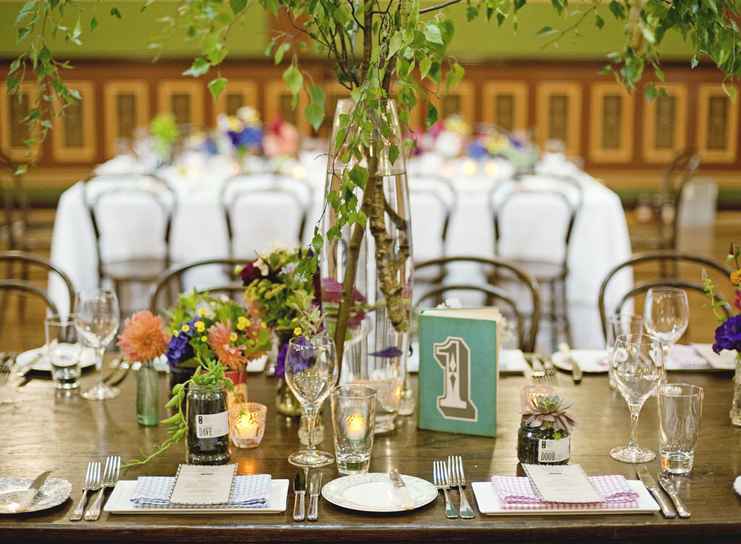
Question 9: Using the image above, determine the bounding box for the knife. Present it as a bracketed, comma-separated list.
[307, 472, 322, 521]
[658, 474, 690, 518]
[292, 470, 306, 521]
[389, 468, 413, 509]
[0, 470, 51, 513]
[636, 466, 676, 518]
[558, 343, 582, 384]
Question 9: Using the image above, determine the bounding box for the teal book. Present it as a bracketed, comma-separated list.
[417, 307, 501, 437]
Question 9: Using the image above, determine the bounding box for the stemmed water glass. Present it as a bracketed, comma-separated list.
[643, 287, 689, 378]
[74, 289, 120, 400]
[609, 333, 664, 463]
[285, 334, 339, 468]
[606, 314, 644, 389]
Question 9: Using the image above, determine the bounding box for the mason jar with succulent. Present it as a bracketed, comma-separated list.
[517, 388, 575, 466]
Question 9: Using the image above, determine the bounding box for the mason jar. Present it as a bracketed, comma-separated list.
[186, 382, 230, 465]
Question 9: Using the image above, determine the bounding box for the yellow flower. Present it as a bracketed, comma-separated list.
[260, 322, 267, 329]
[731, 269, 741, 286]
[229, 332, 238, 342]
[236, 316, 250, 331]
[197, 308, 208, 318]
[195, 321, 206, 333]
[181, 324, 190, 333]
[201, 336, 207, 342]
[293, 327, 302, 337]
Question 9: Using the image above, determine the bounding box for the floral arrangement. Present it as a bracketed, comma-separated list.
[467, 126, 539, 173]
[422, 115, 471, 159]
[263, 117, 300, 159]
[705, 244, 741, 356]
[118, 311, 169, 363]
[166, 291, 271, 372]
[149, 113, 179, 163]
[219, 106, 263, 157]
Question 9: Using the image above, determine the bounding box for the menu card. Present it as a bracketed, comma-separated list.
[522, 464, 602, 504]
[169, 464, 236, 505]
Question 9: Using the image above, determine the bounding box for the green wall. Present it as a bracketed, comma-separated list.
[0, 2, 692, 61]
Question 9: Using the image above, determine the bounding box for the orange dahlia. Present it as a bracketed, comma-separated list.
[118, 311, 169, 362]
[208, 321, 247, 369]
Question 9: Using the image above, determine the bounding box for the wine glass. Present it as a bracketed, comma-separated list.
[609, 333, 664, 463]
[74, 289, 120, 400]
[605, 314, 644, 389]
[285, 334, 339, 468]
[644, 287, 689, 379]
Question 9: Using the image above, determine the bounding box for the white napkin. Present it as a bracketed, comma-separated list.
[734, 476, 741, 497]
[666, 344, 711, 371]
[131, 474, 271, 508]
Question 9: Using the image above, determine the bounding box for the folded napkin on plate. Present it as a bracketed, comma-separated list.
[491, 475, 638, 510]
[131, 474, 271, 508]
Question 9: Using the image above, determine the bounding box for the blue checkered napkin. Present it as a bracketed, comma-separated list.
[131, 474, 272, 508]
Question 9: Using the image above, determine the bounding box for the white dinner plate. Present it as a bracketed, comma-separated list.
[692, 344, 737, 370]
[0, 478, 72, 514]
[15, 344, 97, 373]
[321, 473, 437, 513]
[550, 350, 609, 374]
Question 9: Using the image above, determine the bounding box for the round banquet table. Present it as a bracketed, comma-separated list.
[48, 151, 631, 348]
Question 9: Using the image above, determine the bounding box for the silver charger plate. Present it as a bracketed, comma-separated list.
[321, 473, 437, 513]
[0, 478, 72, 514]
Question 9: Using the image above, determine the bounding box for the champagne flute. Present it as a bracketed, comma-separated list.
[643, 287, 689, 378]
[609, 333, 663, 463]
[285, 334, 338, 468]
[74, 289, 120, 400]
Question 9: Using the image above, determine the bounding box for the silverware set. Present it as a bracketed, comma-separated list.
[636, 465, 690, 519]
[526, 353, 557, 385]
[70, 455, 121, 521]
[293, 469, 322, 522]
[432, 456, 475, 519]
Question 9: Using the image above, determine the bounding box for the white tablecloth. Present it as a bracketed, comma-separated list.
[49, 152, 631, 349]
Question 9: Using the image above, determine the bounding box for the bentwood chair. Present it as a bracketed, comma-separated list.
[597, 251, 733, 342]
[220, 172, 314, 259]
[0, 251, 76, 331]
[149, 258, 249, 316]
[409, 174, 457, 289]
[83, 173, 176, 313]
[414, 256, 541, 353]
[489, 175, 583, 351]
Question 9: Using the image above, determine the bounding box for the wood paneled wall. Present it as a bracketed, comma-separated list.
[1, 58, 739, 176]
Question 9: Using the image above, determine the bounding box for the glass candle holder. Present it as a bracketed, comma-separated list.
[229, 402, 267, 449]
[331, 385, 377, 475]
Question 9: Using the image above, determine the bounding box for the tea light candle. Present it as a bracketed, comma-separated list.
[462, 159, 477, 176]
[236, 411, 260, 440]
[345, 414, 367, 441]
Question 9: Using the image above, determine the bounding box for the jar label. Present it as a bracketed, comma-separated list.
[538, 437, 570, 463]
[196, 411, 229, 439]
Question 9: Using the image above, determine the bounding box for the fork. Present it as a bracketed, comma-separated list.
[533, 354, 557, 385]
[84, 455, 120, 521]
[70, 461, 101, 521]
[433, 460, 458, 519]
[447, 455, 475, 519]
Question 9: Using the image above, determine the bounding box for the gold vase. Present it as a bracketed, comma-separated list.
[275, 378, 302, 417]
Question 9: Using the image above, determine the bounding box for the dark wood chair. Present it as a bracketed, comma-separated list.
[489, 175, 583, 351]
[597, 250, 733, 342]
[149, 258, 249, 315]
[83, 173, 176, 313]
[409, 174, 457, 289]
[414, 256, 541, 353]
[220, 172, 313, 259]
[0, 251, 76, 328]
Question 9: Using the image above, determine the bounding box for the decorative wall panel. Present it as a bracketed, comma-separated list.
[482, 81, 528, 133]
[0, 82, 40, 161]
[158, 80, 204, 130]
[104, 80, 149, 158]
[589, 83, 634, 163]
[697, 84, 738, 163]
[642, 83, 687, 163]
[51, 81, 96, 163]
[536, 82, 582, 156]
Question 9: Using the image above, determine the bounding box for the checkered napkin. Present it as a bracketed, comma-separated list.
[131, 474, 272, 509]
[491, 475, 639, 510]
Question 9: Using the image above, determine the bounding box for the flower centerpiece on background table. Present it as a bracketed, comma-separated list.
[704, 243, 741, 426]
[219, 106, 264, 167]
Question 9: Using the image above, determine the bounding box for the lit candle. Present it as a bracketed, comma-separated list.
[484, 160, 498, 177]
[236, 411, 259, 440]
[345, 414, 367, 441]
[462, 159, 477, 176]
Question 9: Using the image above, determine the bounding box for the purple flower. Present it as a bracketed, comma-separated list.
[166, 319, 195, 368]
[240, 261, 262, 285]
[712, 315, 741, 354]
[228, 127, 263, 150]
[370, 346, 403, 359]
[467, 140, 488, 160]
[286, 336, 315, 374]
[202, 136, 219, 156]
[275, 340, 288, 379]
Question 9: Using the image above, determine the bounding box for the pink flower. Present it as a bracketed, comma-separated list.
[207, 321, 247, 370]
[263, 118, 299, 158]
[734, 289, 741, 312]
[118, 311, 169, 362]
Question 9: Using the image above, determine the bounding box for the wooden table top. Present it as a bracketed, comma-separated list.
[1, 368, 740, 544]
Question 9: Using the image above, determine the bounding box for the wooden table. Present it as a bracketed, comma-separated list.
[1, 369, 740, 543]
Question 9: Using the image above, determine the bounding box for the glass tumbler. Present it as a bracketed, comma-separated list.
[658, 383, 703, 474]
[45, 316, 81, 390]
[331, 385, 377, 475]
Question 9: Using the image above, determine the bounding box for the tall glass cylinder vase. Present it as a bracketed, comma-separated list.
[136, 360, 160, 427]
[731, 355, 741, 427]
[321, 99, 413, 434]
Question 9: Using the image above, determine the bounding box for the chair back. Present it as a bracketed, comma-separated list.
[83, 173, 176, 280]
[490, 175, 583, 269]
[662, 150, 701, 250]
[221, 172, 313, 258]
[0, 251, 76, 316]
[149, 258, 249, 315]
[597, 251, 732, 341]
[414, 256, 540, 352]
